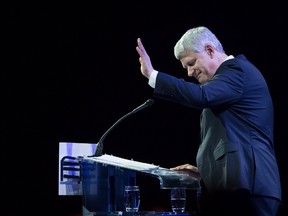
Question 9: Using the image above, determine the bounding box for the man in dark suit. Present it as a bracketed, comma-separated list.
[136, 26, 281, 216]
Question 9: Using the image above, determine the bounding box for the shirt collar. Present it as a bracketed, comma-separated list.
[224, 55, 234, 61]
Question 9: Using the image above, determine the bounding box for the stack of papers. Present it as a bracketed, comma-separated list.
[89, 154, 160, 171]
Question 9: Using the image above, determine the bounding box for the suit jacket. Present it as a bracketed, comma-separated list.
[153, 54, 281, 201]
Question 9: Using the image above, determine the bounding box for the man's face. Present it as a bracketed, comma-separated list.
[180, 51, 215, 84]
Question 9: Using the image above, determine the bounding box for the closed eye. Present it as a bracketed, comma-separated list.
[184, 59, 196, 69]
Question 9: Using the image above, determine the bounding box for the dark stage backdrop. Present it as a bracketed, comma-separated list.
[5, 2, 287, 216]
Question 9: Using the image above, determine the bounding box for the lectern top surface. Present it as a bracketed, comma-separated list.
[87, 154, 160, 171]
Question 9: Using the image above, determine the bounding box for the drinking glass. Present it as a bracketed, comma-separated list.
[124, 185, 140, 212]
[170, 188, 186, 213]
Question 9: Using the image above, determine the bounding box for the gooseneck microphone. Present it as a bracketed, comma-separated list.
[91, 99, 155, 157]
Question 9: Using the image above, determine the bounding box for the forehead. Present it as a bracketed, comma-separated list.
[180, 52, 202, 66]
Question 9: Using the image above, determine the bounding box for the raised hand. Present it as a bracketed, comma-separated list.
[136, 38, 155, 78]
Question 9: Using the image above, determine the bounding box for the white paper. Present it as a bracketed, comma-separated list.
[90, 154, 159, 171]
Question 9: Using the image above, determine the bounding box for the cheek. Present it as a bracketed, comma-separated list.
[198, 72, 211, 83]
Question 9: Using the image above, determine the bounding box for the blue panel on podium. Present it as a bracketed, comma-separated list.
[81, 159, 136, 213]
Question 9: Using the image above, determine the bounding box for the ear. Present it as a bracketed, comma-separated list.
[205, 44, 214, 58]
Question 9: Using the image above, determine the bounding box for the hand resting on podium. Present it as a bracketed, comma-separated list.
[170, 164, 201, 179]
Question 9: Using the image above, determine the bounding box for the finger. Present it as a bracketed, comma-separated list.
[170, 165, 184, 170]
[137, 38, 143, 49]
[137, 38, 148, 56]
[136, 46, 142, 56]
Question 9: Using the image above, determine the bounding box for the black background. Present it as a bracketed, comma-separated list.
[5, 2, 287, 216]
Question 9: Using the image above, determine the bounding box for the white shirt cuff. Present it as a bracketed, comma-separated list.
[148, 70, 158, 88]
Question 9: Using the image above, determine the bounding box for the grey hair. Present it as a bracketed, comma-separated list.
[174, 26, 224, 59]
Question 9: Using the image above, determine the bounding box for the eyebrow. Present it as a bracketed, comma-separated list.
[183, 59, 196, 69]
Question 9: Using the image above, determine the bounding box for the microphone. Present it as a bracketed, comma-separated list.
[91, 99, 155, 157]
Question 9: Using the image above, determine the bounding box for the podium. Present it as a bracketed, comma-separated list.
[79, 154, 201, 215]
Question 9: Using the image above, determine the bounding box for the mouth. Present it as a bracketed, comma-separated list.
[195, 71, 201, 80]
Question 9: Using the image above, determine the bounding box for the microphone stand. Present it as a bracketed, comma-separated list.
[91, 99, 155, 157]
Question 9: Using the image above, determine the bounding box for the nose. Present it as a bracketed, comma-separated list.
[187, 66, 195, 77]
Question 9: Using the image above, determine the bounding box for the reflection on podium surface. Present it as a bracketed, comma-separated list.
[80, 154, 201, 216]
